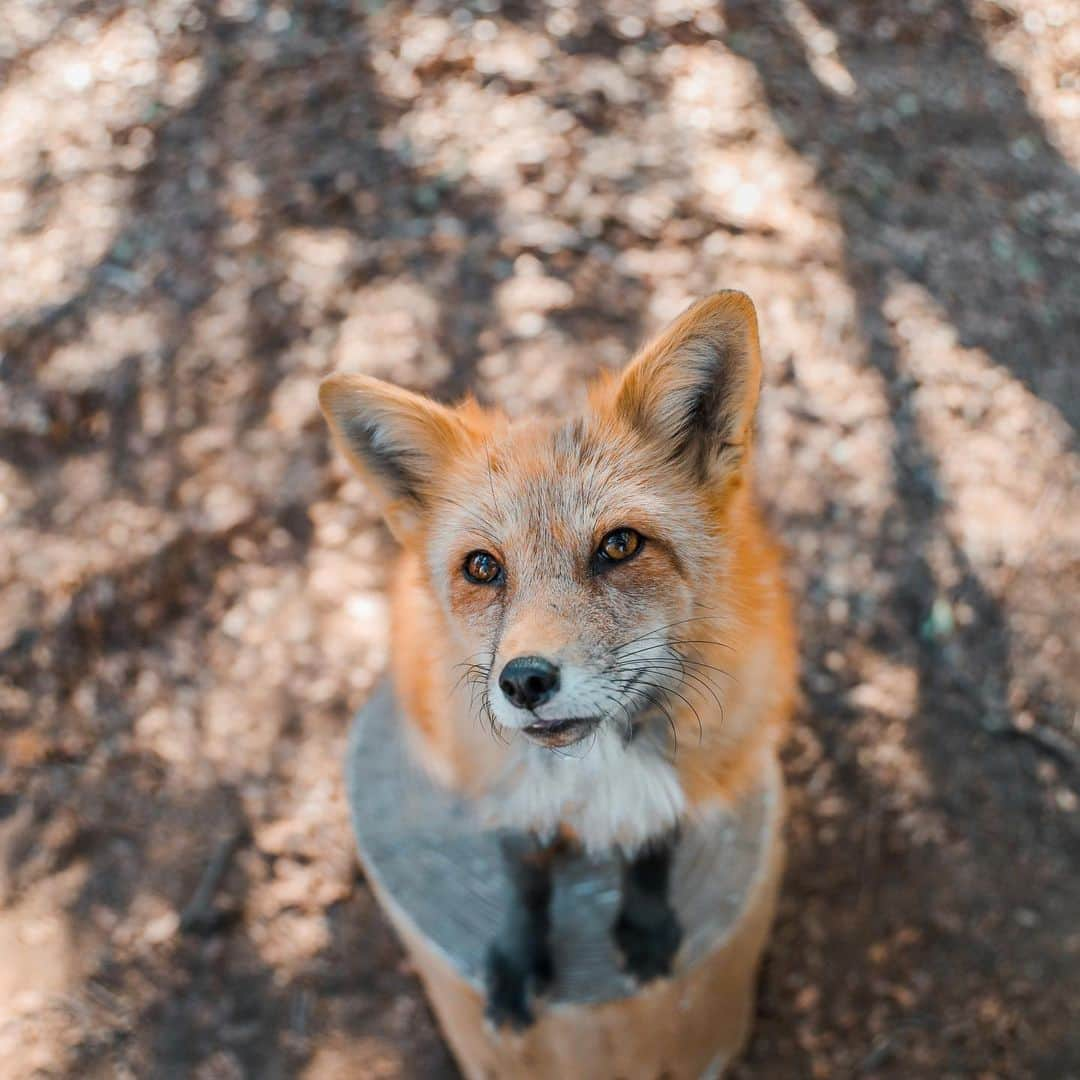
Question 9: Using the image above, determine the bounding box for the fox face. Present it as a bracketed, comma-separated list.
[421, 416, 728, 751]
[320, 292, 766, 759]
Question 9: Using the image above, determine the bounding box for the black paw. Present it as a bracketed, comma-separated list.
[484, 940, 550, 1030]
[530, 936, 553, 993]
[614, 902, 682, 982]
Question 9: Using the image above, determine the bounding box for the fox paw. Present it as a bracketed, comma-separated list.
[614, 903, 682, 982]
[484, 940, 550, 1030]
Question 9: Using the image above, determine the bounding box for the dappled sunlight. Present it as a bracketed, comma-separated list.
[883, 278, 1078, 765]
[40, 309, 165, 392]
[0, 4, 205, 321]
[972, 0, 1080, 167]
[884, 278, 1077, 573]
[302, 1033, 406, 1080]
[779, 0, 857, 97]
[0, 0, 1077, 1076]
[332, 278, 450, 389]
[669, 43, 840, 245]
[0, 864, 89, 1071]
[756, 272, 895, 520]
[844, 654, 946, 846]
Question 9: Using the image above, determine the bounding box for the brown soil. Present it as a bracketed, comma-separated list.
[1, 1, 1077, 1077]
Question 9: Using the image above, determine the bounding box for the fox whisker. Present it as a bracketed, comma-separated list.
[609, 672, 681, 754]
[614, 637, 734, 662]
[614, 641, 737, 680]
[609, 615, 733, 657]
[637, 661, 724, 711]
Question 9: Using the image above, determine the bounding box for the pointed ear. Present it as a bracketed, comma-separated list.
[613, 291, 762, 479]
[319, 373, 472, 542]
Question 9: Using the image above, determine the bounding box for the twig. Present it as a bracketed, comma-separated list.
[180, 828, 248, 934]
[1001, 720, 1080, 773]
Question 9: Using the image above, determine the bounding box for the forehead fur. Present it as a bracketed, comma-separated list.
[429, 410, 715, 557]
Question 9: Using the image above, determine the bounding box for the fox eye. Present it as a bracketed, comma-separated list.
[597, 528, 643, 564]
[464, 550, 502, 584]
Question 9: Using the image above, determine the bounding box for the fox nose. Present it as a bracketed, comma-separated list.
[499, 656, 561, 710]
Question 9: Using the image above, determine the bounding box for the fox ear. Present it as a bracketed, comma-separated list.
[614, 291, 762, 479]
[319, 374, 471, 542]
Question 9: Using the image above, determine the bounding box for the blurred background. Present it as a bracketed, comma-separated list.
[0, 0, 1077, 1076]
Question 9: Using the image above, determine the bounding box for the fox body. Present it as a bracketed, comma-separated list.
[321, 291, 796, 1025]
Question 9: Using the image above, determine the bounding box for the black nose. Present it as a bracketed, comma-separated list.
[498, 656, 560, 710]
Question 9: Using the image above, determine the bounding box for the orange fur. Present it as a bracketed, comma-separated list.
[322, 291, 797, 849]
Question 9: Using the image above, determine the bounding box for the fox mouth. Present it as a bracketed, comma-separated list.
[522, 716, 600, 748]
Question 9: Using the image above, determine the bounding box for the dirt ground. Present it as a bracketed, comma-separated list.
[1, 1, 1078, 1077]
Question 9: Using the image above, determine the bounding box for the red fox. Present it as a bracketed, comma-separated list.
[320, 291, 797, 1027]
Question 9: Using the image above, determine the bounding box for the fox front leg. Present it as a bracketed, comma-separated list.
[484, 831, 555, 1030]
[614, 830, 683, 981]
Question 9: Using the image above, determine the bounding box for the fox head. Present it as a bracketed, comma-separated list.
[320, 292, 763, 750]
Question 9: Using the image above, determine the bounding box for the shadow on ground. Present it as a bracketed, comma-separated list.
[0, 1, 1076, 1076]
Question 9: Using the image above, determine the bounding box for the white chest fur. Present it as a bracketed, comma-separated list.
[485, 722, 687, 854]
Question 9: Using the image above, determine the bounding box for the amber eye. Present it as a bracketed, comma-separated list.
[598, 528, 643, 564]
[464, 550, 502, 584]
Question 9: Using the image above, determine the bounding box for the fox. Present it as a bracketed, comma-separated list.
[319, 290, 797, 1028]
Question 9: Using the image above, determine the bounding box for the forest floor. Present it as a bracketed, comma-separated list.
[1, 1, 1078, 1077]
